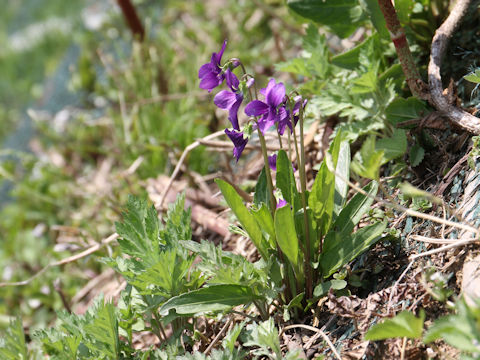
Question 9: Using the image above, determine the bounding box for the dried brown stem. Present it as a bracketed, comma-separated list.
[116, 0, 145, 41]
[428, 0, 480, 134]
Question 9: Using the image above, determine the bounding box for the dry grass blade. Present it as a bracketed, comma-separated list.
[281, 324, 341, 360]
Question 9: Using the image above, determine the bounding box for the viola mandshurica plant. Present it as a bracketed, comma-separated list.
[198, 40, 387, 312]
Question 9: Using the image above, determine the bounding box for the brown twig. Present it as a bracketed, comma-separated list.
[116, 0, 145, 41]
[428, 0, 480, 134]
[377, 0, 426, 98]
[204, 316, 233, 355]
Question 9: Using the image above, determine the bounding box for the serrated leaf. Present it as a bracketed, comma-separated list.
[365, 310, 425, 340]
[159, 285, 259, 315]
[321, 221, 386, 277]
[275, 58, 310, 77]
[332, 35, 377, 70]
[85, 301, 119, 359]
[351, 135, 384, 180]
[351, 69, 378, 94]
[385, 97, 429, 125]
[0, 318, 28, 360]
[376, 128, 407, 163]
[129, 247, 201, 297]
[409, 144, 425, 167]
[287, 0, 360, 38]
[115, 196, 161, 266]
[216, 179, 268, 259]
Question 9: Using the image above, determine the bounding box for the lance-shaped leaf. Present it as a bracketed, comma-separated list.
[159, 285, 259, 315]
[321, 221, 387, 277]
[216, 179, 267, 259]
[276, 150, 300, 211]
[274, 204, 300, 271]
[331, 180, 378, 238]
[309, 161, 335, 237]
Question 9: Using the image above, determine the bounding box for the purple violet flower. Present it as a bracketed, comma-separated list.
[268, 154, 277, 171]
[276, 198, 287, 209]
[198, 40, 227, 92]
[244, 78, 286, 134]
[214, 70, 243, 130]
[225, 129, 248, 161]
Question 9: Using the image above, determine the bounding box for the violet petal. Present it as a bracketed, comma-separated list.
[245, 100, 269, 116]
[214, 90, 237, 109]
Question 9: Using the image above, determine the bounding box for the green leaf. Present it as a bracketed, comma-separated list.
[254, 167, 269, 207]
[287, 0, 360, 38]
[129, 247, 201, 297]
[321, 221, 386, 277]
[409, 144, 425, 167]
[365, 310, 425, 340]
[423, 298, 480, 353]
[332, 139, 351, 218]
[115, 196, 161, 267]
[351, 69, 378, 94]
[159, 285, 259, 315]
[216, 179, 268, 259]
[464, 69, 480, 84]
[385, 97, 429, 126]
[276, 58, 310, 77]
[244, 318, 282, 359]
[276, 150, 299, 210]
[0, 318, 28, 360]
[313, 279, 347, 297]
[376, 129, 407, 163]
[361, 0, 389, 39]
[251, 203, 276, 248]
[274, 204, 300, 269]
[351, 135, 384, 180]
[395, 0, 414, 24]
[309, 161, 335, 237]
[331, 35, 377, 70]
[85, 302, 120, 359]
[331, 180, 378, 238]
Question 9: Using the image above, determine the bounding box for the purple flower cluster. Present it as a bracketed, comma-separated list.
[199, 40, 305, 162]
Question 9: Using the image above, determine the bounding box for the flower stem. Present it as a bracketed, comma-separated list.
[377, 0, 425, 98]
[297, 105, 313, 299]
[290, 105, 312, 298]
[258, 129, 277, 214]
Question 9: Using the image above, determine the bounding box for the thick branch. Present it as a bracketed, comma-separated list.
[428, 0, 480, 134]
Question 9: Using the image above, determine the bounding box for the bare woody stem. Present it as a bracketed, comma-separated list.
[377, 0, 425, 98]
